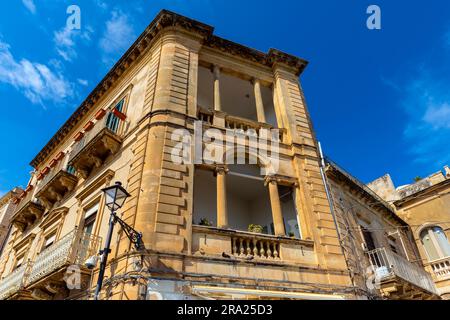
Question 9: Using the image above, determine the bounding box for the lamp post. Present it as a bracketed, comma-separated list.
[94, 181, 142, 300]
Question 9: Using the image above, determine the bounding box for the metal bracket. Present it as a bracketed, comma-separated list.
[113, 214, 143, 250]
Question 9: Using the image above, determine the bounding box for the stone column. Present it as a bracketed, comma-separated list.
[213, 65, 222, 111]
[253, 79, 266, 123]
[216, 166, 228, 228]
[266, 177, 285, 236]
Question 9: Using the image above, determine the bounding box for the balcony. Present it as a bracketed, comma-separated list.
[430, 257, 450, 281]
[198, 108, 286, 143]
[35, 156, 78, 210]
[25, 228, 101, 300]
[368, 247, 439, 299]
[0, 262, 32, 300]
[68, 111, 123, 179]
[11, 190, 45, 232]
[192, 226, 315, 264]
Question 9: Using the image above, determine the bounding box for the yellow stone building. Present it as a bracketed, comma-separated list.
[368, 166, 450, 299]
[0, 10, 442, 301]
[326, 160, 439, 299]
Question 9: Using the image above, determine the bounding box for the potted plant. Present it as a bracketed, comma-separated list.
[199, 218, 212, 227]
[248, 224, 263, 234]
[288, 232, 295, 238]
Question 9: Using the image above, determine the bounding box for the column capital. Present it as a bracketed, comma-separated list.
[264, 175, 298, 187]
[251, 77, 261, 85]
[264, 175, 280, 186]
[212, 65, 221, 79]
[214, 165, 229, 175]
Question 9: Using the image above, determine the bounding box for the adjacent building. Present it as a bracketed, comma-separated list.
[368, 166, 450, 299]
[0, 188, 22, 257]
[325, 160, 439, 299]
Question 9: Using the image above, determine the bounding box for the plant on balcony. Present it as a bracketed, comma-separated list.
[288, 232, 295, 238]
[199, 218, 212, 227]
[248, 224, 263, 233]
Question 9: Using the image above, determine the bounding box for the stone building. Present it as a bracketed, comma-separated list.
[0, 10, 357, 300]
[325, 160, 439, 299]
[368, 166, 450, 299]
[0, 188, 22, 257]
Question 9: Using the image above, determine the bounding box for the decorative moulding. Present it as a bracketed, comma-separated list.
[55, 151, 65, 161]
[84, 121, 95, 132]
[95, 109, 107, 120]
[49, 159, 57, 168]
[73, 132, 84, 142]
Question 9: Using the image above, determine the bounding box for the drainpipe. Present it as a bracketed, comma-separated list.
[317, 142, 358, 295]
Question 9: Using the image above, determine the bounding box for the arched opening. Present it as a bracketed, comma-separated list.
[420, 226, 450, 261]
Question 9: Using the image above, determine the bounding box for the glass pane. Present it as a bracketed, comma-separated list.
[421, 230, 440, 261]
[434, 227, 450, 257]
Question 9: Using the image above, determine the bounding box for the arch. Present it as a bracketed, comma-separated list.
[223, 146, 278, 176]
[420, 226, 450, 261]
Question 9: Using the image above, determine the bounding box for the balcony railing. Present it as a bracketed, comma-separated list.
[197, 108, 286, 143]
[368, 247, 438, 295]
[192, 225, 315, 264]
[26, 228, 101, 286]
[430, 256, 450, 281]
[68, 112, 123, 179]
[232, 234, 280, 260]
[68, 111, 123, 165]
[0, 261, 32, 300]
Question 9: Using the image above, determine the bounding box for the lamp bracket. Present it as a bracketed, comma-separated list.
[113, 213, 143, 250]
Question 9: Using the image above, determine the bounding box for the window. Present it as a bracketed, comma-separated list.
[106, 99, 125, 133]
[42, 233, 56, 250]
[83, 203, 99, 235]
[387, 234, 398, 254]
[361, 226, 376, 251]
[420, 226, 450, 261]
[66, 165, 76, 175]
[15, 255, 24, 270]
[279, 185, 301, 238]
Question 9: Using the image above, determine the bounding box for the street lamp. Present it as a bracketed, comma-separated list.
[94, 182, 143, 300]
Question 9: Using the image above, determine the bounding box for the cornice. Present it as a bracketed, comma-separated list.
[30, 9, 308, 169]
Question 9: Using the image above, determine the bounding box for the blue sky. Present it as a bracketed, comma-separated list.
[1, 1, 450, 195]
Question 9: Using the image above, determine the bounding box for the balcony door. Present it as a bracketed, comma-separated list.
[106, 99, 124, 133]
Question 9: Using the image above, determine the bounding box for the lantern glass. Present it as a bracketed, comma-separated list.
[102, 182, 130, 211]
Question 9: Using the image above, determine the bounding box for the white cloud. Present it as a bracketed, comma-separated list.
[99, 10, 136, 67]
[95, 0, 108, 10]
[0, 39, 72, 105]
[397, 73, 450, 167]
[22, 0, 36, 14]
[77, 78, 89, 86]
[54, 26, 93, 62]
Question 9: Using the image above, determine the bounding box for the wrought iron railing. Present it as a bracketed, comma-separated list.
[231, 235, 280, 260]
[368, 247, 438, 295]
[0, 261, 32, 300]
[25, 229, 101, 286]
[430, 256, 450, 280]
[69, 111, 122, 164]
